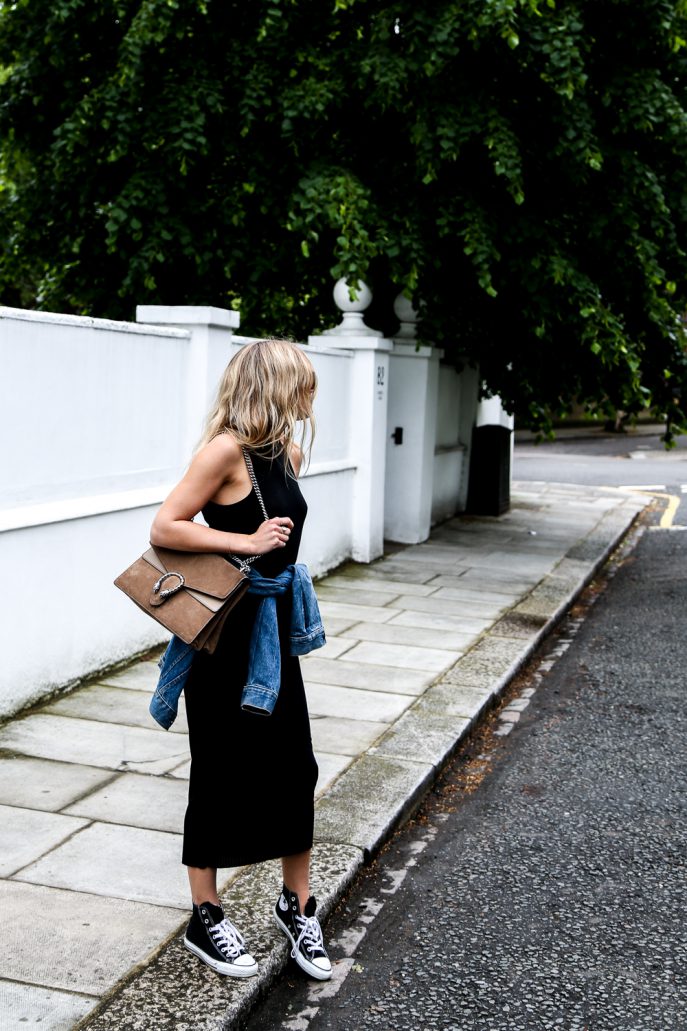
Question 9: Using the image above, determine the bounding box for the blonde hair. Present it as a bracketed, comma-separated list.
[198, 339, 316, 464]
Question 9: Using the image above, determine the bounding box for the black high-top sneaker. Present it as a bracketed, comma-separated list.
[184, 901, 258, 977]
[274, 885, 332, 980]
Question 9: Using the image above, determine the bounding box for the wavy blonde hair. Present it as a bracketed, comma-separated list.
[198, 339, 316, 464]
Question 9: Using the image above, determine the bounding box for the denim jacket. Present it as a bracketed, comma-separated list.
[149, 563, 325, 729]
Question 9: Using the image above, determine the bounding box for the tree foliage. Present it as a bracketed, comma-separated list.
[2, 0, 687, 435]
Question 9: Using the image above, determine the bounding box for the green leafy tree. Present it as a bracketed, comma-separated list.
[2, 0, 687, 436]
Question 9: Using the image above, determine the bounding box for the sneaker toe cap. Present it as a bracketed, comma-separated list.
[235, 953, 257, 969]
[312, 955, 332, 973]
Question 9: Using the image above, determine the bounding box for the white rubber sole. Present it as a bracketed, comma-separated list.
[273, 912, 332, 981]
[183, 936, 258, 978]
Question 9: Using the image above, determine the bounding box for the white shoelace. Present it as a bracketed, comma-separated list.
[210, 918, 246, 960]
[294, 914, 325, 957]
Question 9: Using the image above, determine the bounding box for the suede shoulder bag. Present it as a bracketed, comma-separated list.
[114, 447, 269, 654]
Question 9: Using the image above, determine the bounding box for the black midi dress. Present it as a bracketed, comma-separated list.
[181, 451, 319, 869]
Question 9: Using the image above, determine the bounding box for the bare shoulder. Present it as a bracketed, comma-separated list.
[191, 433, 243, 479]
[289, 442, 303, 477]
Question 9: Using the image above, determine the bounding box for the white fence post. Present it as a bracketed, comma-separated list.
[384, 293, 442, 543]
[309, 280, 392, 563]
[136, 305, 241, 458]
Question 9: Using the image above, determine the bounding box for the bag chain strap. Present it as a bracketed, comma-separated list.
[230, 447, 270, 572]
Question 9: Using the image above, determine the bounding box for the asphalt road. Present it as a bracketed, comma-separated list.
[514, 430, 687, 527]
[241, 518, 687, 1030]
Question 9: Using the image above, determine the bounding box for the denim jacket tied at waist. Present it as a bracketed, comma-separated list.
[149, 562, 325, 729]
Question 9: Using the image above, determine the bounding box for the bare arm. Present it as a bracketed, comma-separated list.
[150, 435, 293, 556]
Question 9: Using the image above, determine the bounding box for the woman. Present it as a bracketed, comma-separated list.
[150, 339, 331, 981]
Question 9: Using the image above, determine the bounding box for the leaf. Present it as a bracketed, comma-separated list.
[2, 0, 687, 439]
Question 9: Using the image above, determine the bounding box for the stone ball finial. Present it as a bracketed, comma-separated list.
[393, 291, 418, 340]
[326, 278, 382, 337]
[333, 278, 373, 313]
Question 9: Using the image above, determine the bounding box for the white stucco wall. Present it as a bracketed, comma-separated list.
[1, 506, 169, 716]
[1, 304, 481, 718]
[0, 308, 363, 717]
[431, 363, 479, 524]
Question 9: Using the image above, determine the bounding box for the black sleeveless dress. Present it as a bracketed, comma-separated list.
[181, 451, 319, 869]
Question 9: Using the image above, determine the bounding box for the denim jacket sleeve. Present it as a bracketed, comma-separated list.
[149, 635, 195, 730]
[240, 564, 325, 716]
[289, 564, 326, 654]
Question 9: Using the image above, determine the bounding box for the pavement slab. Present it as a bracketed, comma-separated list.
[317, 600, 400, 623]
[0, 805, 89, 877]
[309, 714, 387, 755]
[425, 582, 520, 602]
[313, 636, 357, 659]
[345, 561, 436, 584]
[338, 619, 476, 651]
[14, 821, 189, 909]
[338, 639, 460, 672]
[315, 584, 403, 607]
[63, 772, 189, 834]
[99, 660, 162, 692]
[0, 713, 189, 774]
[305, 682, 413, 723]
[388, 550, 480, 571]
[0, 979, 96, 1031]
[319, 573, 436, 597]
[0, 481, 648, 1029]
[454, 567, 541, 590]
[301, 656, 433, 695]
[386, 608, 500, 633]
[43, 684, 189, 735]
[0, 756, 115, 812]
[318, 615, 357, 636]
[314, 751, 352, 796]
[0, 880, 183, 996]
[468, 550, 560, 576]
[388, 591, 506, 621]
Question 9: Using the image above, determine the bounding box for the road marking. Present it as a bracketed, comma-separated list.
[619, 484, 666, 490]
[635, 490, 681, 528]
[659, 494, 681, 528]
[620, 487, 683, 529]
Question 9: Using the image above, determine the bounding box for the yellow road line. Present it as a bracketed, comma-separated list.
[659, 493, 681, 529]
[630, 489, 681, 529]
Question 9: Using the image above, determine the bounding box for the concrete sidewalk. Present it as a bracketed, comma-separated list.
[0, 483, 647, 1031]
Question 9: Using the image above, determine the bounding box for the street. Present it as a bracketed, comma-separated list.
[514, 427, 687, 528]
[240, 432, 687, 1031]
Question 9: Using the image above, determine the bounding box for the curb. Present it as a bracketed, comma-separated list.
[77, 494, 647, 1031]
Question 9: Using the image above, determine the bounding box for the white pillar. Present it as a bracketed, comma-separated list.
[136, 305, 241, 457]
[466, 392, 514, 515]
[476, 392, 515, 492]
[475, 394, 514, 431]
[384, 293, 441, 543]
[309, 280, 392, 563]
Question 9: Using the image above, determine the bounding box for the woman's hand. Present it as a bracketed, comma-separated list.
[249, 517, 294, 555]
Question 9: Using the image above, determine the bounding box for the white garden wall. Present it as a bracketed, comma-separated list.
[1, 298, 480, 718]
[432, 363, 480, 523]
